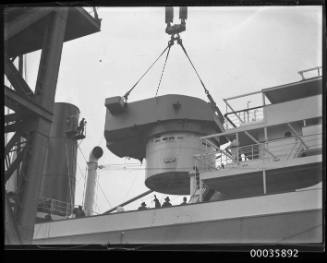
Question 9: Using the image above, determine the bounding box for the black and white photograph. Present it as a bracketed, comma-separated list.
[3, 3, 324, 253]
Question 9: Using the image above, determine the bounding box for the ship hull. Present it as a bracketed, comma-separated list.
[33, 189, 322, 244]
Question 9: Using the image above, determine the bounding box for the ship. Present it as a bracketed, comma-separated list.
[4, 6, 323, 247]
[32, 67, 323, 245]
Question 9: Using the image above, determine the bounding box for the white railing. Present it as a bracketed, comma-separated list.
[224, 106, 264, 130]
[38, 197, 74, 217]
[195, 133, 322, 171]
[298, 66, 322, 80]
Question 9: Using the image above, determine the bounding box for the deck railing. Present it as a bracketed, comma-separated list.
[195, 133, 322, 171]
[38, 197, 74, 217]
[224, 106, 264, 129]
[298, 66, 322, 80]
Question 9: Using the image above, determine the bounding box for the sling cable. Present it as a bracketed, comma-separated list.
[121, 7, 224, 122]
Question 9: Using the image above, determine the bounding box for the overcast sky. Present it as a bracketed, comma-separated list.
[23, 6, 322, 213]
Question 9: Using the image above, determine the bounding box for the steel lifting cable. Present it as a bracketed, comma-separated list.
[123, 44, 171, 100]
[177, 39, 224, 120]
[123, 35, 222, 121]
[155, 44, 172, 97]
[177, 39, 210, 96]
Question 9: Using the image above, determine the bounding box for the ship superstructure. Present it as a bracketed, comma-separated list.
[196, 69, 323, 201]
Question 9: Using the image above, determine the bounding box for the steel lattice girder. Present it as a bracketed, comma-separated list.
[4, 56, 33, 96]
[5, 122, 21, 133]
[15, 9, 69, 244]
[5, 85, 53, 122]
[4, 6, 101, 245]
[5, 113, 21, 125]
[5, 132, 21, 156]
[4, 7, 54, 42]
[5, 150, 24, 182]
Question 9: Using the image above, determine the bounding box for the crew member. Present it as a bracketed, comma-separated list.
[153, 195, 161, 208]
[44, 213, 52, 221]
[162, 197, 172, 208]
[77, 118, 86, 135]
[78, 206, 86, 217]
[138, 202, 147, 210]
[73, 205, 86, 218]
[180, 197, 187, 205]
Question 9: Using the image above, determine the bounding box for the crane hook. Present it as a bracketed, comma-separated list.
[165, 6, 187, 36]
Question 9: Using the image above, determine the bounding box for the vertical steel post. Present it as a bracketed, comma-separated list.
[235, 132, 239, 164]
[264, 127, 268, 160]
[15, 8, 68, 244]
[262, 169, 267, 194]
[251, 144, 254, 160]
[262, 92, 266, 106]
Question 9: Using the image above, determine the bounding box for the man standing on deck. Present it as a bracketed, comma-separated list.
[138, 202, 147, 210]
[162, 197, 172, 208]
[180, 197, 188, 205]
[153, 195, 161, 208]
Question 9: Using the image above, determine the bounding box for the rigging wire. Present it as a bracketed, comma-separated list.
[122, 175, 138, 201]
[177, 39, 224, 120]
[96, 179, 113, 209]
[120, 31, 220, 118]
[94, 164, 321, 172]
[177, 39, 209, 95]
[155, 44, 172, 97]
[75, 161, 87, 201]
[123, 44, 170, 100]
[78, 144, 88, 163]
[122, 34, 221, 121]
[99, 166, 197, 171]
